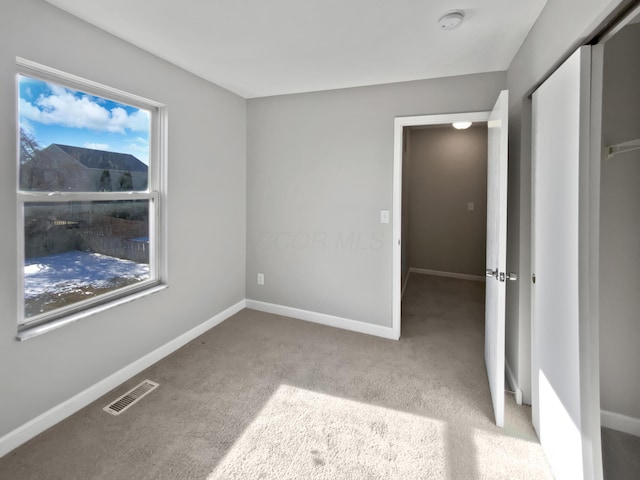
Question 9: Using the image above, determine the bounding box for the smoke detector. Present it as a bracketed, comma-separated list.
[439, 10, 465, 30]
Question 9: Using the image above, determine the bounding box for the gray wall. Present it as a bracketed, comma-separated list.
[3, 0, 632, 447]
[407, 126, 487, 276]
[246, 72, 505, 327]
[505, 0, 628, 404]
[599, 23, 640, 420]
[0, 0, 246, 439]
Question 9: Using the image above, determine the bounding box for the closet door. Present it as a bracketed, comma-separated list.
[532, 46, 602, 480]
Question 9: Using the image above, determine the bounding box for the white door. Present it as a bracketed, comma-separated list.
[532, 46, 601, 480]
[485, 90, 509, 428]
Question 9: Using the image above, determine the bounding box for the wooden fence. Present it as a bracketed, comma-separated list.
[86, 216, 148, 238]
[25, 227, 78, 259]
[25, 215, 149, 264]
[78, 233, 149, 264]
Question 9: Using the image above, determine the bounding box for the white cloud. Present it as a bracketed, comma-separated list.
[128, 143, 147, 152]
[128, 141, 149, 164]
[20, 119, 36, 136]
[127, 135, 150, 162]
[19, 84, 150, 134]
[84, 142, 110, 150]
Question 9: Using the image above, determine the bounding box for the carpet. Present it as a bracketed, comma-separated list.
[0, 273, 552, 479]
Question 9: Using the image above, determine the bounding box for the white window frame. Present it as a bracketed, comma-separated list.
[16, 58, 168, 340]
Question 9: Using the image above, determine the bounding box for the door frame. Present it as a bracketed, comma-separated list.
[392, 111, 491, 339]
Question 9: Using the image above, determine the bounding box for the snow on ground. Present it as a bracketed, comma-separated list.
[24, 250, 149, 298]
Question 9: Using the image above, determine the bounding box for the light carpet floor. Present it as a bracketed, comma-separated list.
[0, 274, 552, 479]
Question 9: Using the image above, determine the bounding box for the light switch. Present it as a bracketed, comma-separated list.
[467, 202, 475, 211]
[380, 210, 390, 224]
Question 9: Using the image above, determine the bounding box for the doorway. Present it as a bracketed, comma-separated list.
[392, 111, 491, 340]
[401, 122, 489, 293]
[392, 90, 510, 427]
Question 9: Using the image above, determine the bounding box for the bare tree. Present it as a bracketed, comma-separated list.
[119, 170, 133, 191]
[20, 127, 40, 165]
[99, 169, 113, 191]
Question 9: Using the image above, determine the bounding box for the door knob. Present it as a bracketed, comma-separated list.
[485, 268, 498, 279]
[507, 272, 518, 281]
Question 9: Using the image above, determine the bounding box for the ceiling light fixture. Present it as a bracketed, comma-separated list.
[453, 121, 472, 130]
[439, 10, 465, 30]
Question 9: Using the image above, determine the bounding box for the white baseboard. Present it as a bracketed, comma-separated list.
[1, 298, 400, 458]
[0, 299, 246, 458]
[409, 267, 485, 282]
[601, 410, 640, 437]
[505, 360, 523, 405]
[246, 299, 399, 341]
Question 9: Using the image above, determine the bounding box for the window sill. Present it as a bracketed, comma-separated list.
[16, 284, 168, 342]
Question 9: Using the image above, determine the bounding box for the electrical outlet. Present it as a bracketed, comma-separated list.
[257, 273, 264, 285]
[467, 202, 475, 211]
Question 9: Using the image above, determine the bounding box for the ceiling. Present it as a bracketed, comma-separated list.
[45, 0, 548, 99]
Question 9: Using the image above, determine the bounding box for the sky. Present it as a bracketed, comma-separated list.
[19, 75, 150, 164]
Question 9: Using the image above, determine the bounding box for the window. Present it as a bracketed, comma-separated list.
[16, 59, 166, 338]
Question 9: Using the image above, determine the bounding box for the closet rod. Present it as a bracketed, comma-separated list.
[605, 138, 640, 159]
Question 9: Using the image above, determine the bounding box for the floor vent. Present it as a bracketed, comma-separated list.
[103, 380, 159, 416]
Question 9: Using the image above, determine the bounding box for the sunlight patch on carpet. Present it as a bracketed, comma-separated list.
[473, 426, 553, 479]
[206, 384, 447, 479]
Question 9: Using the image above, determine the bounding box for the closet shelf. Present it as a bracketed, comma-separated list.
[605, 138, 640, 159]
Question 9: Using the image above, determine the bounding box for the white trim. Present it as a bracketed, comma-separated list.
[401, 271, 411, 299]
[395, 112, 492, 128]
[18, 284, 168, 341]
[392, 111, 490, 339]
[16, 57, 164, 109]
[506, 360, 523, 405]
[17, 191, 156, 202]
[15, 59, 168, 331]
[409, 267, 486, 283]
[0, 299, 246, 458]
[246, 299, 399, 341]
[601, 410, 640, 438]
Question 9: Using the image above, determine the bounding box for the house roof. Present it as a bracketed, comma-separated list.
[51, 144, 147, 172]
